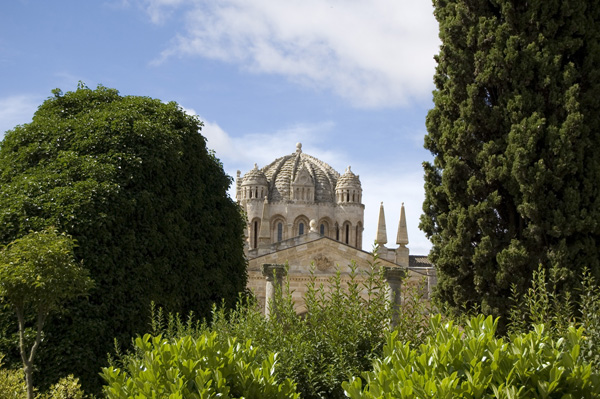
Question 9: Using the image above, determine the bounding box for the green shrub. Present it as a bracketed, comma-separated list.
[343, 314, 600, 399]
[144, 249, 433, 399]
[0, 354, 27, 399]
[100, 333, 298, 399]
[206, 253, 431, 399]
[508, 266, 600, 371]
[578, 269, 600, 370]
[39, 375, 84, 399]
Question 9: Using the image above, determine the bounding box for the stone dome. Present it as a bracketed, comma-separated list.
[241, 164, 268, 186]
[336, 166, 361, 190]
[261, 143, 340, 202]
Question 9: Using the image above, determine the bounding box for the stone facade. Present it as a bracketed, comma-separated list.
[237, 143, 435, 314]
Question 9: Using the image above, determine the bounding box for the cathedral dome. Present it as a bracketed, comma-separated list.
[262, 143, 340, 202]
[336, 166, 361, 190]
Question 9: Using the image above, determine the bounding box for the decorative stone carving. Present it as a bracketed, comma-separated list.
[313, 254, 332, 271]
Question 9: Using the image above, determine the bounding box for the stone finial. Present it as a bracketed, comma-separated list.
[396, 202, 409, 247]
[309, 219, 317, 233]
[296, 142, 302, 153]
[253, 163, 258, 170]
[376, 202, 388, 246]
[346, 166, 352, 173]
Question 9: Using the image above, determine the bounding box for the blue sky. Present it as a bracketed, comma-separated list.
[0, 0, 440, 255]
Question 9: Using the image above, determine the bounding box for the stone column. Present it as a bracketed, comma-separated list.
[384, 266, 406, 328]
[262, 263, 286, 318]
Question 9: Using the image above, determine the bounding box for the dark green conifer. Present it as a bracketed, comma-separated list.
[421, 1, 600, 320]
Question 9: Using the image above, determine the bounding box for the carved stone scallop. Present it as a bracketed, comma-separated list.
[313, 254, 332, 272]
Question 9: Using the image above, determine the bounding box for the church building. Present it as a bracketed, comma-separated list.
[236, 143, 435, 314]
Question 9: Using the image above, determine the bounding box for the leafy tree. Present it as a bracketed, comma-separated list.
[421, 1, 600, 321]
[0, 84, 247, 392]
[0, 228, 93, 399]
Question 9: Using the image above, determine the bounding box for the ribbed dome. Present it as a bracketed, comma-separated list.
[241, 164, 268, 186]
[261, 143, 340, 202]
[336, 166, 361, 189]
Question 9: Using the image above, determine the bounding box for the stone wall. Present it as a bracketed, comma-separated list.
[247, 234, 432, 314]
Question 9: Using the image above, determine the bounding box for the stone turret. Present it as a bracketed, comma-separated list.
[335, 166, 362, 204]
[239, 164, 268, 203]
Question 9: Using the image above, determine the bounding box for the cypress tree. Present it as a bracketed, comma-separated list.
[421, 1, 600, 320]
[0, 85, 247, 392]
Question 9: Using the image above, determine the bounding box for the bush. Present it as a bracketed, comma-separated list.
[0, 354, 27, 399]
[508, 266, 600, 370]
[343, 314, 600, 399]
[154, 251, 432, 399]
[39, 375, 85, 399]
[580, 269, 600, 370]
[101, 333, 298, 399]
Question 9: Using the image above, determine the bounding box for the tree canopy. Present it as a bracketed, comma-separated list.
[0, 228, 93, 399]
[0, 84, 247, 392]
[421, 1, 600, 320]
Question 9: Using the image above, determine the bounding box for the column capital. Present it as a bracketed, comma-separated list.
[383, 266, 406, 282]
[262, 263, 286, 281]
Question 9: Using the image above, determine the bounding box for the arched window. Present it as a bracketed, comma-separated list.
[345, 224, 349, 244]
[277, 222, 283, 242]
[299, 222, 304, 235]
[320, 223, 325, 235]
[335, 224, 339, 241]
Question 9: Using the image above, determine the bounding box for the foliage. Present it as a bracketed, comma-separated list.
[579, 270, 600, 370]
[508, 265, 574, 339]
[0, 84, 247, 392]
[0, 353, 27, 399]
[0, 229, 93, 399]
[39, 375, 85, 399]
[509, 267, 600, 371]
[101, 333, 299, 399]
[151, 252, 432, 399]
[344, 314, 600, 399]
[421, 0, 600, 321]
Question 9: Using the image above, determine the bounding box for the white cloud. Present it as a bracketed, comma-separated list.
[0, 95, 42, 138]
[150, 0, 440, 108]
[191, 112, 432, 255]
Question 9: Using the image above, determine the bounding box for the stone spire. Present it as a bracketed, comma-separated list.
[376, 202, 388, 246]
[396, 202, 409, 247]
[258, 196, 271, 246]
